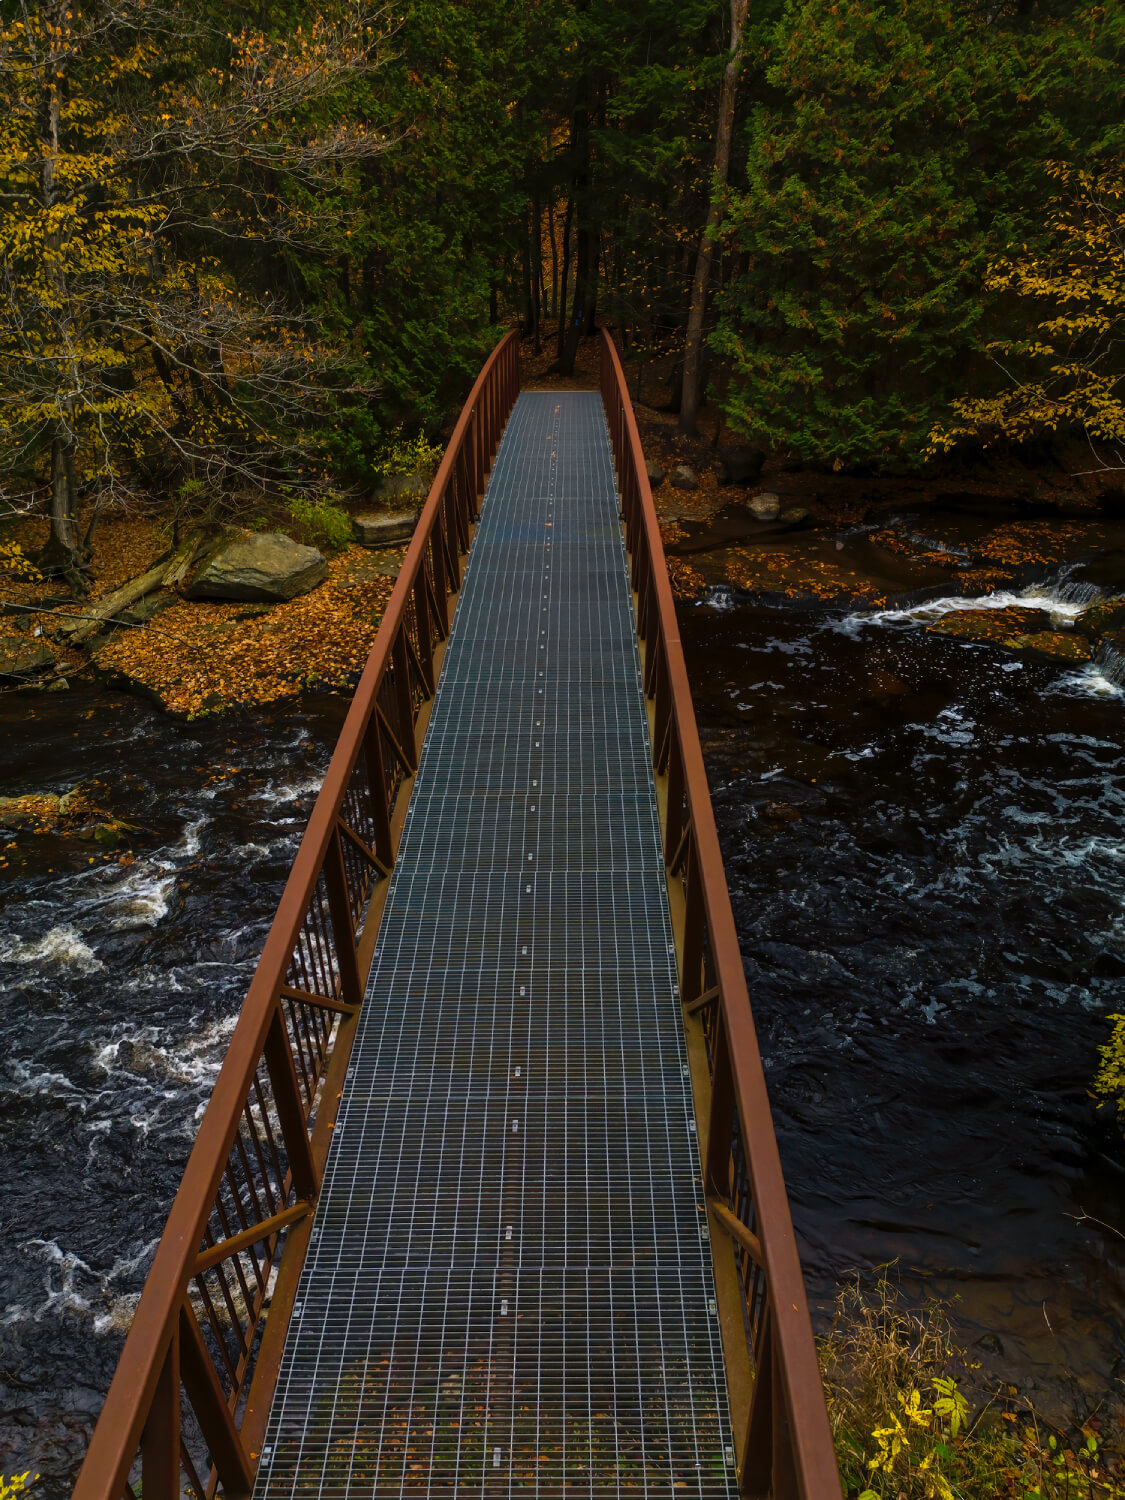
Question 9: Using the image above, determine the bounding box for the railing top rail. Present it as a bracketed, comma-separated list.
[73, 327, 519, 1500]
[599, 328, 841, 1499]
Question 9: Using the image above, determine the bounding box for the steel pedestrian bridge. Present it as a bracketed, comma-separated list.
[74, 333, 841, 1500]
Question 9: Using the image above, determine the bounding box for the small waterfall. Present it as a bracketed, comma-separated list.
[1038, 563, 1103, 617]
[1095, 634, 1125, 687]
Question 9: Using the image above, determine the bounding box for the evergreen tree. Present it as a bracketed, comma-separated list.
[712, 0, 1124, 468]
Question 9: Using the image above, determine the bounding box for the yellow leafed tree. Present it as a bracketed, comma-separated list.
[930, 161, 1125, 470]
[0, 0, 388, 588]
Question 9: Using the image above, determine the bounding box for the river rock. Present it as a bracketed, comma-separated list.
[928, 607, 1050, 645]
[0, 791, 61, 826]
[718, 446, 766, 485]
[670, 465, 698, 492]
[748, 492, 781, 522]
[779, 506, 809, 527]
[1075, 597, 1125, 639]
[645, 458, 665, 486]
[186, 533, 328, 602]
[0, 634, 54, 677]
[354, 511, 417, 549]
[1002, 631, 1091, 664]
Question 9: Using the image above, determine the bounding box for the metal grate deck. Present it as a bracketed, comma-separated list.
[256, 393, 737, 1497]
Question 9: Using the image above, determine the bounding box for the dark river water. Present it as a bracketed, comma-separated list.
[2, 573, 1124, 1485]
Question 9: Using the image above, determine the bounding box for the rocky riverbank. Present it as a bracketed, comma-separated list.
[1, 517, 407, 716]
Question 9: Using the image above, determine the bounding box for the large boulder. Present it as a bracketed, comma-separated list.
[1003, 631, 1091, 664]
[354, 511, 417, 549]
[187, 533, 327, 602]
[928, 607, 1049, 645]
[0, 635, 54, 677]
[644, 458, 665, 486]
[670, 465, 699, 492]
[718, 445, 767, 485]
[1075, 597, 1125, 639]
[748, 492, 782, 522]
[375, 470, 432, 505]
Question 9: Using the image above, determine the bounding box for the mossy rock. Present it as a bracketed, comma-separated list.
[1074, 597, 1125, 638]
[0, 634, 54, 676]
[927, 607, 1049, 645]
[1000, 631, 1092, 664]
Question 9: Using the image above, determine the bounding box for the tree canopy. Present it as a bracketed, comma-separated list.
[1, 0, 1122, 578]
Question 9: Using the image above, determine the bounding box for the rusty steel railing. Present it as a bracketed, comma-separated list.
[72, 328, 520, 1500]
[599, 329, 841, 1500]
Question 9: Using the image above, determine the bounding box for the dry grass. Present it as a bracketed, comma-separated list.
[823, 1274, 1123, 1499]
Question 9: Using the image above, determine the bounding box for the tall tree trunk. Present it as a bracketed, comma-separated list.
[36, 8, 86, 583]
[558, 225, 590, 376]
[558, 82, 601, 377]
[679, 0, 750, 437]
[555, 196, 574, 360]
[38, 424, 84, 585]
[520, 204, 534, 335]
[547, 198, 559, 319]
[532, 191, 543, 354]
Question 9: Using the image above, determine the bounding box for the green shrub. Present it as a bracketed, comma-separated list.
[285, 492, 353, 552]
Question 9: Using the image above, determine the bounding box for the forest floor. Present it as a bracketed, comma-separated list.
[2, 516, 400, 715]
[522, 332, 1125, 608]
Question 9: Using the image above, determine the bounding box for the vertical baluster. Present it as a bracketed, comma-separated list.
[469, 410, 481, 499]
[141, 1322, 180, 1499]
[643, 602, 660, 697]
[741, 1303, 775, 1498]
[653, 651, 672, 770]
[179, 1303, 255, 1494]
[770, 1346, 800, 1500]
[444, 488, 461, 587]
[262, 1008, 318, 1200]
[391, 630, 416, 769]
[430, 526, 449, 633]
[412, 567, 434, 693]
[324, 826, 362, 1011]
[681, 840, 705, 1004]
[457, 447, 476, 526]
[363, 713, 394, 869]
[664, 733, 686, 865]
[705, 1017, 735, 1199]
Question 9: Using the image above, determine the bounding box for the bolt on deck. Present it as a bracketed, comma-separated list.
[255, 392, 738, 1497]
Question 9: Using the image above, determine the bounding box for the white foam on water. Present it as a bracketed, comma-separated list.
[835, 575, 1104, 638]
[0, 924, 103, 973]
[231, 841, 271, 861]
[3, 1235, 159, 1334]
[701, 584, 737, 612]
[1050, 665, 1125, 702]
[920, 706, 977, 749]
[5, 1059, 80, 1097]
[249, 774, 324, 805]
[1, 1240, 93, 1325]
[104, 867, 177, 930]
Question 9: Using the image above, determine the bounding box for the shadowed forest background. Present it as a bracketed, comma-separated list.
[4, 3, 1125, 1496]
[0, 0, 1122, 584]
